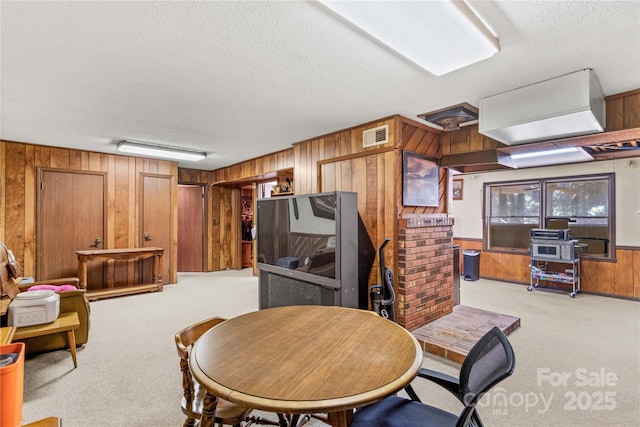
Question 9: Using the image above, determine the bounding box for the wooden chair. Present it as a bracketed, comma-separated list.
[175, 317, 280, 427]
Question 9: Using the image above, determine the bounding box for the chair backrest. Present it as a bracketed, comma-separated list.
[175, 317, 226, 359]
[457, 326, 516, 426]
[175, 317, 226, 419]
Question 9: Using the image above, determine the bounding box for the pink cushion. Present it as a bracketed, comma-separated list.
[27, 284, 77, 292]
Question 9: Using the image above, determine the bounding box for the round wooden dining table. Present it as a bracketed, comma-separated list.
[189, 305, 423, 427]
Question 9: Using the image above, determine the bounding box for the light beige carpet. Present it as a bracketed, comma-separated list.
[19, 270, 640, 426]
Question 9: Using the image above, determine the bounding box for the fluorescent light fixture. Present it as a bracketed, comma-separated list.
[509, 147, 593, 169]
[318, 0, 499, 75]
[117, 140, 206, 161]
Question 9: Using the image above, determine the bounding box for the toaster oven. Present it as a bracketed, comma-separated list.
[531, 239, 577, 261]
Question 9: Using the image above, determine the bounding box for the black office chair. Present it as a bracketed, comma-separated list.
[351, 326, 516, 427]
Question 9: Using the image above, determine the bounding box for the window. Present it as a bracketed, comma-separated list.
[545, 177, 612, 257]
[487, 182, 540, 250]
[485, 174, 614, 259]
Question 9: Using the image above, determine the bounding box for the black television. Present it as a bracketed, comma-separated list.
[256, 191, 374, 309]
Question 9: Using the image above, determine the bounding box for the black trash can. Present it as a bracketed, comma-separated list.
[463, 250, 480, 281]
[452, 245, 460, 305]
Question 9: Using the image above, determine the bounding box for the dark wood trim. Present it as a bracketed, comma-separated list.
[605, 88, 640, 100]
[317, 145, 394, 166]
[399, 115, 443, 134]
[498, 127, 640, 154]
[617, 245, 640, 250]
[440, 149, 514, 171]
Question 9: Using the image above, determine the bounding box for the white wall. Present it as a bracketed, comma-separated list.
[449, 158, 640, 246]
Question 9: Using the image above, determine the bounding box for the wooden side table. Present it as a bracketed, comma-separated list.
[1, 296, 10, 315]
[76, 247, 164, 300]
[1, 326, 16, 345]
[13, 312, 80, 368]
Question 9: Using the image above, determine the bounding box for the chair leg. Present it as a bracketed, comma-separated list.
[471, 411, 484, 427]
[276, 413, 287, 427]
[183, 416, 197, 427]
[244, 414, 280, 426]
[404, 384, 421, 402]
[276, 413, 301, 427]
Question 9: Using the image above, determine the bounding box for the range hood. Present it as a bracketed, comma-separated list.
[479, 69, 605, 145]
[440, 149, 515, 173]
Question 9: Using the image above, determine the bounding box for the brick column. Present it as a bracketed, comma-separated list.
[397, 214, 454, 330]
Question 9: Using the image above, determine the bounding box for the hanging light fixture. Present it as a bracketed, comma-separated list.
[117, 140, 207, 161]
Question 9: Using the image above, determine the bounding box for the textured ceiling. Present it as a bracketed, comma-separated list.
[1, 1, 639, 170]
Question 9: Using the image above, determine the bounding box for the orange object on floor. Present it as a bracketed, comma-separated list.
[22, 418, 60, 427]
[1, 342, 25, 427]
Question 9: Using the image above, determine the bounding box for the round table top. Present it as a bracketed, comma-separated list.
[190, 305, 423, 414]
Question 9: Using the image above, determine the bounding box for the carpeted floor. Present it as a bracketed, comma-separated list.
[19, 269, 640, 426]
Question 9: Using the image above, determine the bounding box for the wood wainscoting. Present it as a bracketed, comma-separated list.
[453, 238, 640, 299]
[1, 140, 178, 285]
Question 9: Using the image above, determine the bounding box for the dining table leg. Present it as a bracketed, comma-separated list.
[327, 409, 353, 427]
[199, 390, 217, 427]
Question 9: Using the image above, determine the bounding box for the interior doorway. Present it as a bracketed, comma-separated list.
[37, 168, 106, 287]
[241, 186, 253, 268]
[141, 174, 175, 283]
[178, 184, 206, 272]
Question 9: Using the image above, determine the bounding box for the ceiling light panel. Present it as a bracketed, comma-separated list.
[117, 140, 207, 161]
[509, 147, 593, 169]
[319, 0, 499, 76]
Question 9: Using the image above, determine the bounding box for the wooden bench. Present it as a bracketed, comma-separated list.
[13, 312, 80, 368]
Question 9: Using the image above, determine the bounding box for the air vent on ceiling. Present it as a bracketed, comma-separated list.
[363, 125, 389, 148]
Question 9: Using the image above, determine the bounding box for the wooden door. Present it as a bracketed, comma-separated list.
[178, 184, 204, 272]
[38, 169, 106, 288]
[141, 174, 174, 283]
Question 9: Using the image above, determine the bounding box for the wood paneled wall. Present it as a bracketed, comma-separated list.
[605, 89, 640, 131]
[211, 149, 294, 184]
[453, 239, 640, 298]
[207, 115, 444, 286]
[439, 124, 503, 155]
[0, 140, 179, 284]
[288, 117, 399, 285]
[447, 90, 640, 299]
[399, 117, 446, 216]
[207, 149, 294, 270]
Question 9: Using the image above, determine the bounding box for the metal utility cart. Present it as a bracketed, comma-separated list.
[527, 228, 585, 298]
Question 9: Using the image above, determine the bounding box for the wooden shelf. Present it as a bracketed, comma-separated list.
[532, 271, 575, 285]
[271, 191, 294, 197]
